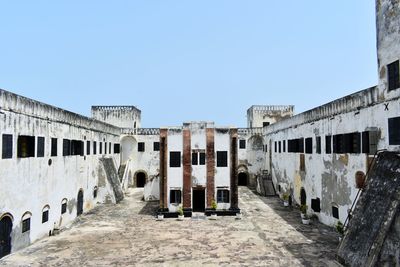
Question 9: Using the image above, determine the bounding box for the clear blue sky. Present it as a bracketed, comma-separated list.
[0, 1, 377, 128]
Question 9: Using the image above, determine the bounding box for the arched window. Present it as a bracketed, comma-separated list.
[61, 199, 68, 215]
[42, 205, 50, 223]
[21, 212, 32, 233]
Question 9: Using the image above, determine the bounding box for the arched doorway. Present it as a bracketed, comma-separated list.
[300, 188, 307, 205]
[77, 190, 84, 216]
[0, 215, 13, 258]
[238, 172, 248, 186]
[136, 172, 146, 188]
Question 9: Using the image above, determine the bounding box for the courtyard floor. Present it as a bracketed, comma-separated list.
[0, 187, 341, 267]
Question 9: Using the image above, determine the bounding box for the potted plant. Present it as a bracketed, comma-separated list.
[210, 200, 218, 220]
[300, 204, 308, 219]
[177, 206, 184, 221]
[301, 214, 310, 225]
[336, 221, 344, 241]
[282, 193, 289, 207]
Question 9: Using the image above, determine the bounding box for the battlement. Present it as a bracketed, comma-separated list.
[248, 105, 294, 113]
[91, 106, 141, 113]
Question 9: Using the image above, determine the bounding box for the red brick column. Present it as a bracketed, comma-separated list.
[182, 129, 192, 209]
[206, 128, 215, 208]
[230, 128, 239, 210]
[160, 129, 168, 210]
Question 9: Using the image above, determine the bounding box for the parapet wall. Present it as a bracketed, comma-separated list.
[92, 105, 141, 129]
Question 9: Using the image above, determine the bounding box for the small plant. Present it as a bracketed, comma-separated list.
[211, 200, 217, 210]
[177, 206, 184, 216]
[300, 204, 308, 214]
[336, 221, 344, 235]
[282, 193, 289, 201]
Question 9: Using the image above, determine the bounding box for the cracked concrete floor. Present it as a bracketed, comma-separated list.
[0, 187, 342, 267]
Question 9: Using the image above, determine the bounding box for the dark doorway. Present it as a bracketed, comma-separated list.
[300, 188, 307, 205]
[238, 172, 248, 186]
[77, 190, 84, 216]
[136, 172, 146, 188]
[0, 216, 12, 259]
[192, 189, 205, 212]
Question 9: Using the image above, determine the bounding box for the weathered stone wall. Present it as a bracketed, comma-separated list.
[92, 106, 141, 129]
[247, 105, 294, 128]
[0, 89, 121, 254]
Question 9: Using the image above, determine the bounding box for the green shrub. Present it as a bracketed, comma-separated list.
[211, 200, 217, 210]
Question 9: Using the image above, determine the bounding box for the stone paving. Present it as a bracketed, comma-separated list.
[0, 187, 342, 267]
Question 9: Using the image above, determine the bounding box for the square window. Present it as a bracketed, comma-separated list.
[170, 190, 182, 204]
[37, 137, 45, 157]
[138, 142, 145, 152]
[311, 198, 321, 212]
[170, 152, 181, 167]
[22, 218, 31, 233]
[153, 142, 160, 151]
[42, 210, 49, 223]
[388, 60, 400, 91]
[199, 152, 206, 165]
[216, 151, 228, 167]
[114, 144, 120, 154]
[217, 190, 230, 203]
[2, 134, 13, 159]
[51, 138, 57, 157]
[263, 122, 270, 127]
[63, 139, 71, 156]
[332, 206, 339, 219]
[325, 136, 332, 154]
[18, 135, 35, 158]
[192, 152, 198, 165]
[239, 140, 246, 149]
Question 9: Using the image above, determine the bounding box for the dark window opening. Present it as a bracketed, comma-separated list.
[93, 187, 98, 198]
[114, 144, 120, 154]
[217, 190, 230, 203]
[86, 141, 90, 155]
[170, 152, 181, 167]
[99, 142, 102, 154]
[326, 135, 332, 154]
[104, 142, 107, 154]
[239, 140, 246, 149]
[311, 198, 321, 212]
[265, 144, 268, 153]
[199, 152, 206, 165]
[22, 218, 31, 233]
[316, 136, 321, 154]
[389, 117, 400, 145]
[263, 122, 270, 127]
[283, 140, 286, 153]
[216, 151, 228, 167]
[153, 142, 160, 151]
[2, 134, 13, 159]
[170, 190, 182, 204]
[51, 138, 57, 157]
[42, 210, 49, 223]
[238, 172, 248, 186]
[109, 143, 111, 154]
[192, 152, 198, 165]
[332, 206, 339, 219]
[288, 138, 304, 153]
[138, 142, 145, 152]
[93, 141, 97, 155]
[278, 141, 281, 153]
[17, 135, 35, 158]
[63, 139, 71, 156]
[136, 172, 146, 187]
[61, 203, 67, 214]
[71, 140, 84, 156]
[388, 60, 400, 91]
[362, 131, 379, 154]
[333, 132, 361, 154]
[305, 138, 313, 154]
[300, 154, 305, 172]
[274, 141, 277, 153]
[37, 137, 45, 157]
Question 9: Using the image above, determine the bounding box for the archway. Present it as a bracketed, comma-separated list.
[0, 215, 13, 258]
[77, 190, 84, 216]
[136, 172, 146, 188]
[238, 172, 248, 186]
[300, 188, 307, 205]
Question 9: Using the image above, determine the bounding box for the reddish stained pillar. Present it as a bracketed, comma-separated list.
[230, 128, 239, 210]
[206, 128, 215, 208]
[159, 129, 168, 210]
[182, 129, 192, 209]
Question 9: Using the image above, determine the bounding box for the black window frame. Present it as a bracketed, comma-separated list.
[192, 152, 198, 165]
[325, 135, 332, 154]
[22, 218, 31, 233]
[93, 141, 97, 155]
[217, 189, 230, 203]
[86, 140, 91, 155]
[153, 142, 160, 151]
[17, 135, 35, 158]
[305, 137, 313, 154]
[114, 143, 120, 154]
[389, 117, 400, 145]
[138, 142, 145, 152]
[51, 138, 57, 157]
[239, 140, 246, 149]
[42, 210, 49, 223]
[199, 152, 206, 165]
[170, 190, 182, 204]
[388, 60, 400, 91]
[316, 136, 321, 154]
[61, 202, 67, 214]
[170, 151, 181, 168]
